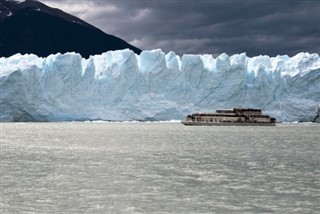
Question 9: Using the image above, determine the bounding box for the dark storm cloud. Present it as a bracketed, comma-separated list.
[39, 0, 320, 56]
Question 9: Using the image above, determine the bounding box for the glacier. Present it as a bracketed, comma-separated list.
[0, 49, 319, 122]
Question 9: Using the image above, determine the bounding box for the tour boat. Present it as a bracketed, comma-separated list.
[182, 108, 276, 126]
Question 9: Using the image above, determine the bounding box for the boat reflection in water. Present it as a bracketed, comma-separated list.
[182, 108, 276, 126]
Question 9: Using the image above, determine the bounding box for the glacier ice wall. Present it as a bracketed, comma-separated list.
[0, 49, 319, 122]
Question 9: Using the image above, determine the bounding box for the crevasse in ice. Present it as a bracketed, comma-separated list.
[0, 49, 319, 122]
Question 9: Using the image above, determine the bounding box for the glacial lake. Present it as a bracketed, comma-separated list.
[1, 122, 319, 213]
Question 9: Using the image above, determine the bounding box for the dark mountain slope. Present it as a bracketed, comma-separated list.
[0, 0, 141, 58]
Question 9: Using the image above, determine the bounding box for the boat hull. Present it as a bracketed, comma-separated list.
[181, 121, 276, 126]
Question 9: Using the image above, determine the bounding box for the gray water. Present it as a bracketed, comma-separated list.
[1, 123, 319, 213]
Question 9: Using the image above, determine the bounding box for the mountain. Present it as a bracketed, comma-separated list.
[1, 50, 319, 122]
[0, 0, 141, 58]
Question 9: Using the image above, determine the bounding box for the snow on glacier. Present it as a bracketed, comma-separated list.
[0, 49, 319, 122]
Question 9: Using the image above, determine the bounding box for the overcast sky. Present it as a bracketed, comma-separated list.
[38, 0, 320, 57]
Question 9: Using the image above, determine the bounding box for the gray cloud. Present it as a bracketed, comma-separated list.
[38, 0, 320, 56]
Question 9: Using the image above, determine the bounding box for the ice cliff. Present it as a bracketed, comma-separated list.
[1, 49, 319, 122]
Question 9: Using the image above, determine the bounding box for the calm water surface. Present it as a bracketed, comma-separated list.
[1, 123, 319, 213]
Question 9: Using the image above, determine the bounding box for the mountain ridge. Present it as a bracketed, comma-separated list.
[0, 0, 141, 58]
